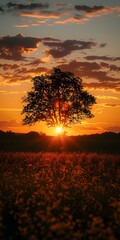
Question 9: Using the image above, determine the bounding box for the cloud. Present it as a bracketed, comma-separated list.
[0, 33, 119, 90]
[44, 39, 96, 58]
[7, 2, 49, 10]
[106, 126, 120, 133]
[109, 64, 120, 72]
[0, 120, 21, 128]
[0, 63, 19, 70]
[0, 91, 20, 95]
[0, 2, 119, 26]
[85, 55, 120, 61]
[42, 36, 60, 42]
[75, 5, 104, 13]
[74, 5, 112, 17]
[84, 82, 120, 91]
[21, 12, 60, 19]
[104, 103, 120, 107]
[0, 34, 41, 61]
[72, 123, 103, 135]
[99, 43, 107, 48]
[4, 2, 61, 22]
[0, 7, 4, 12]
[1, 66, 48, 83]
[55, 3, 71, 7]
[2, 73, 32, 83]
[26, 59, 44, 66]
[27, 66, 48, 74]
[73, 5, 115, 23]
[56, 60, 100, 74]
[15, 66, 47, 75]
[56, 60, 120, 90]
[97, 95, 119, 100]
[100, 62, 120, 72]
[0, 33, 60, 64]
[0, 33, 61, 61]
[55, 14, 96, 24]
[15, 24, 29, 28]
[0, 120, 22, 131]
[55, 5, 120, 24]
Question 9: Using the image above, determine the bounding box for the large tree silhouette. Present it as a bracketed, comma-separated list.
[22, 68, 96, 128]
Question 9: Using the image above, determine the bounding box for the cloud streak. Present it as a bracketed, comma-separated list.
[21, 12, 60, 19]
[75, 5, 105, 13]
[7, 2, 49, 10]
[0, 63, 19, 70]
[85, 55, 120, 61]
[0, 120, 21, 129]
[44, 39, 96, 58]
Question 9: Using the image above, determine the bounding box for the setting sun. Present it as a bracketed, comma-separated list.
[56, 126, 63, 134]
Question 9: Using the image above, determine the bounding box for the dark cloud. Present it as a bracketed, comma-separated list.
[15, 66, 47, 75]
[26, 59, 44, 66]
[109, 64, 120, 72]
[56, 60, 120, 90]
[85, 55, 120, 61]
[1, 72, 32, 83]
[2, 66, 48, 83]
[74, 5, 104, 13]
[28, 66, 48, 74]
[57, 60, 100, 75]
[44, 39, 96, 58]
[100, 43, 107, 48]
[0, 34, 41, 61]
[7, 2, 49, 10]
[42, 37, 60, 42]
[0, 2, 118, 25]
[100, 62, 120, 72]
[0, 7, 4, 12]
[7, 2, 16, 8]
[0, 63, 19, 70]
[100, 62, 109, 68]
[0, 34, 62, 61]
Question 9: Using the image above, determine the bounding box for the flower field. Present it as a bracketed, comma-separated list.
[0, 152, 120, 240]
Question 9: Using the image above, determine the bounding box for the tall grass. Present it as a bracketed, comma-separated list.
[0, 152, 120, 239]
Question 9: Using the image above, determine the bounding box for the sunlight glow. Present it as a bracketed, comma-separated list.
[56, 126, 63, 134]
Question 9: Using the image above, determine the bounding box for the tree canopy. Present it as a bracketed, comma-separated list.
[22, 68, 96, 128]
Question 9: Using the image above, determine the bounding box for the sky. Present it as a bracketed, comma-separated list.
[0, 0, 120, 136]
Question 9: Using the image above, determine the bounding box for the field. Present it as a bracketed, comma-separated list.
[0, 152, 120, 240]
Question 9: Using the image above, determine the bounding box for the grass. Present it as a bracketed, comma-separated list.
[0, 152, 120, 239]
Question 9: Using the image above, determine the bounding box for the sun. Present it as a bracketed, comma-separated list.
[56, 126, 63, 134]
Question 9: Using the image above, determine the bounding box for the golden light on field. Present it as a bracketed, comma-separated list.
[56, 126, 63, 134]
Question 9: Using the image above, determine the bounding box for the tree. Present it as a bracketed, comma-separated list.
[22, 68, 96, 128]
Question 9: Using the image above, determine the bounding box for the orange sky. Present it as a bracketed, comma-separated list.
[0, 0, 120, 135]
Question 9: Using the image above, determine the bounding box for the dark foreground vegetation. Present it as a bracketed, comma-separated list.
[0, 130, 120, 154]
[0, 152, 120, 239]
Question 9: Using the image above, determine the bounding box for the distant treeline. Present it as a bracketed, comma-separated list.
[0, 130, 120, 154]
